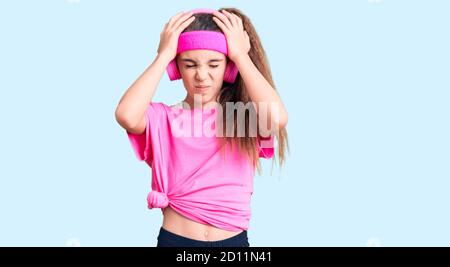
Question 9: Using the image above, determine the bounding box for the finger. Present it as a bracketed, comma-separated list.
[213, 10, 233, 30]
[170, 12, 194, 31]
[212, 16, 229, 34]
[235, 14, 244, 30]
[232, 14, 243, 31]
[167, 11, 186, 28]
[220, 10, 236, 28]
[221, 10, 239, 29]
[175, 15, 195, 33]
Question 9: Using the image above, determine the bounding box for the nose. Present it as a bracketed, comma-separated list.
[195, 67, 210, 81]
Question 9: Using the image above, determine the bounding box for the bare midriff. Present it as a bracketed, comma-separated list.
[162, 206, 243, 241]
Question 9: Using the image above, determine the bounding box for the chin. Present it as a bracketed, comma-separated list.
[188, 89, 219, 105]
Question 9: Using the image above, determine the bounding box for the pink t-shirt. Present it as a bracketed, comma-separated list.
[126, 102, 274, 231]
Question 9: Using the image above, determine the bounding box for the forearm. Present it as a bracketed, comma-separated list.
[233, 54, 288, 131]
[115, 53, 172, 128]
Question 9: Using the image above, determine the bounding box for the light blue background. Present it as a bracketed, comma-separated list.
[1, 0, 449, 247]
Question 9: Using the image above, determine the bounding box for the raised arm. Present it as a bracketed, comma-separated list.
[212, 10, 288, 134]
[115, 11, 196, 134]
[115, 53, 171, 134]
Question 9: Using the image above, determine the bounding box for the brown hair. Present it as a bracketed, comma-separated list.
[181, 7, 289, 174]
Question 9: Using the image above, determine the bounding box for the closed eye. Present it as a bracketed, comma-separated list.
[186, 65, 219, 68]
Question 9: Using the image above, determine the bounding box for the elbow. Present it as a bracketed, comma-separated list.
[279, 117, 288, 130]
[115, 107, 137, 130]
[277, 111, 288, 130]
[265, 112, 287, 135]
[283, 111, 288, 127]
[271, 103, 288, 131]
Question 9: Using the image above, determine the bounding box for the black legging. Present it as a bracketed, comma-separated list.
[156, 227, 250, 247]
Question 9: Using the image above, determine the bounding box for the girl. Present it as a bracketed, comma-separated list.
[115, 7, 288, 247]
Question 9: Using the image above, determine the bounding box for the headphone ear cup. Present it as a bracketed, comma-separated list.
[166, 59, 181, 81]
[223, 60, 239, 83]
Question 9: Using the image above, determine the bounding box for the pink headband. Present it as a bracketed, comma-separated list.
[179, 8, 228, 55]
[177, 30, 229, 55]
[165, 8, 239, 83]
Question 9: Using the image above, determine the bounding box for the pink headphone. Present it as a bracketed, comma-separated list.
[165, 8, 239, 83]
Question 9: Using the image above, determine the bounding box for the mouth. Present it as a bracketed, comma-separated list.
[194, 85, 211, 92]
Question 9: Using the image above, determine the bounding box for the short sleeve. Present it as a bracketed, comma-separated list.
[257, 134, 275, 159]
[126, 103, 161, 164]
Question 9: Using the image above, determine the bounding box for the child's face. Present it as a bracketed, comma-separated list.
[177, 49, 227, 106]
